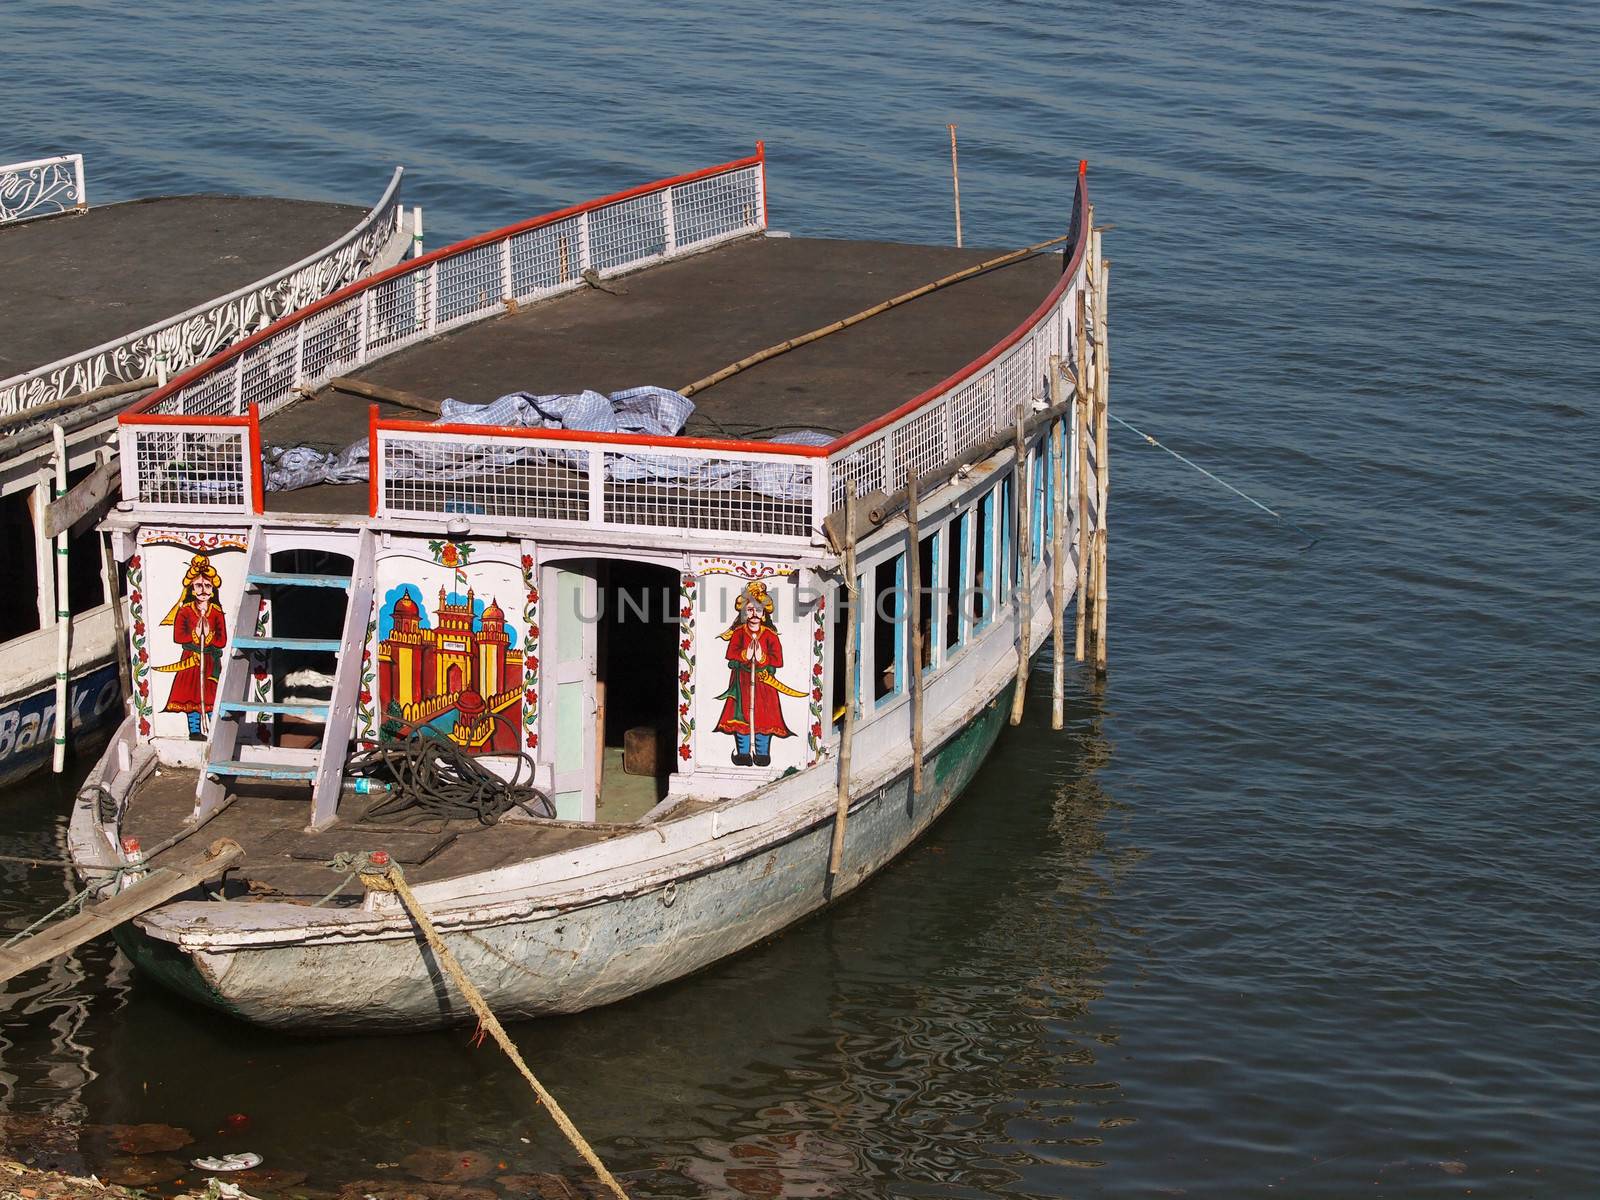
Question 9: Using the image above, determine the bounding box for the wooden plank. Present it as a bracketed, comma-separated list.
[0, 839, 243, 984]
[42, 456, 121, 539]
[327, 375, 441, 415]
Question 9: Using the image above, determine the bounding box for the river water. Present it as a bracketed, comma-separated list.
[4, 0, 1598, 1195]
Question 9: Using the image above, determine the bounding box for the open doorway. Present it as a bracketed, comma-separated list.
[595, 560, 680, 822]
[264, 547, 352, 748]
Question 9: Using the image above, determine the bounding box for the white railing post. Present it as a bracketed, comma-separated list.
[587, 448, 605, 526]
[356, 291, 371, 364]
[578, 211, 592, 273]
[231, 357, 244, 415]
[293, 321, 307, 388]
[72, 153, 87, 211]
[501, 237, 514, 303]
[426, 263, 439, 332]
[119, 428, 141, 505]
[371, 426, 385, 518]
[663, 186, 677, 257]
[811, 461, 830, 542]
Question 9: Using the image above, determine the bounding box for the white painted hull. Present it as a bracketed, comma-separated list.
[88, 625, 1034, 1032]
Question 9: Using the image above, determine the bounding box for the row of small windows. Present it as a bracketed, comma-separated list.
[831, 425, 1068, 721]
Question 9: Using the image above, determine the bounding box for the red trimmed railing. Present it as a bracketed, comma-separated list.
[117, 150, 1093, 544]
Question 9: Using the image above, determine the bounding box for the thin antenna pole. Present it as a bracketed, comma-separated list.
[948, 123, 963, 248]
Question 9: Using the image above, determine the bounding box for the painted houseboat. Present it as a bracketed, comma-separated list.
[0, 153, 417, 785]
[65, 146, 1110, 1031]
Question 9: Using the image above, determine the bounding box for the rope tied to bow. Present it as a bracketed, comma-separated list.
[332, 851, 630, 1199]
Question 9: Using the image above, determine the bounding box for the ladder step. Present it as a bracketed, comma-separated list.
[246, 572, 351, 591]
[233, 635, 343, 652]
[205, 759, 317, 781]
[218, 700, 330, 718]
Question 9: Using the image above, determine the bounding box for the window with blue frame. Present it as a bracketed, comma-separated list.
[916, 528, 937, 673]
[998, 472, 1015, 603]
[973, 490, 993, 628]
[944, 509, 968, 653]
[830, 575, 853, 727]
[872, 553, 905, 703]
[1030, 435, 1056, 563]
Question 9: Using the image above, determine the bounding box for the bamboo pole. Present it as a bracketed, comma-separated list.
[681, 232, 1075, 399]
[1093, 234, 1111, 675]
[102, 531, 132, 702]
[50, 424, 70, 774]
[907, 473, 926, 793]
[829, 494, 859, 883]
[948, 123, 963, 249]
[0, 375, 156, 436]
[1074, 291, 1091, 663]
[1049, 357, 1068, 731]
[1009, 405, 1031, 726]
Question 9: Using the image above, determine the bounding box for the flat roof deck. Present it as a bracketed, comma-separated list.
[263, 234, 1063, 515]
[0, 195, 366, 378]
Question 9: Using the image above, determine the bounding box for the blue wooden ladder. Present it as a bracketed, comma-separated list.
[193, 526, 376, 831]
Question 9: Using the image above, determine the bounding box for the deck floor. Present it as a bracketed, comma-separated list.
[122, 770, 629, 906]
[263, 234, 1063, 514]
[0, 196, 365, 379]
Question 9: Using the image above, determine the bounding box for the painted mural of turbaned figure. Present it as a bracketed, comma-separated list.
[157, 554, 227, 740]
[714, 580, 806, 766]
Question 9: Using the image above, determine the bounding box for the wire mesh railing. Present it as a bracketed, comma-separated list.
[119, 149, 768, 515]
[118, 413, 258, 513]
[372, 420, 820, 542]
[131, 150, 766, 425]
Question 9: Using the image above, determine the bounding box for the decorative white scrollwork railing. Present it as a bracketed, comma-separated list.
[0, 167, 409, 420]
[0, 153, 86, 225]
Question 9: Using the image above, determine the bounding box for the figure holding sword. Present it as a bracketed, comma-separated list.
[714, 581, 804, 766]
[158, 554, 227, 741]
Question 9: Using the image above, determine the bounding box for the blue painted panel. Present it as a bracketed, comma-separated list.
[247, 572, 351, 590]
[218, 701, 330, 717]
[233, 635, 342, 652]
[205, 759, 317, 780]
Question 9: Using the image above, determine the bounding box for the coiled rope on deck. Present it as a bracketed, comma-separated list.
[341, 852, 630, 1199]
[345, 724, 554, 824]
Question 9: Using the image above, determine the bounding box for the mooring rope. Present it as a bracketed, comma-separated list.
[1109, 411, 1319, 547]
[336, 852, 630, 1199]
[0, 868, 133, 949]
[345, 723, 554, 824]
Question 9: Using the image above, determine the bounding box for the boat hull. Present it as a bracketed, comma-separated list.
[0, 658, 121, 789]
[117, 682, 1014, 1033]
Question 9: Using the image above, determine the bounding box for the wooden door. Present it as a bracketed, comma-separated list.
[543, 563, 598, 820]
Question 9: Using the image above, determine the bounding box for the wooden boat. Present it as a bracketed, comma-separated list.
[0, 154, 416, 786]
[65, 146, 1110, 1031]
